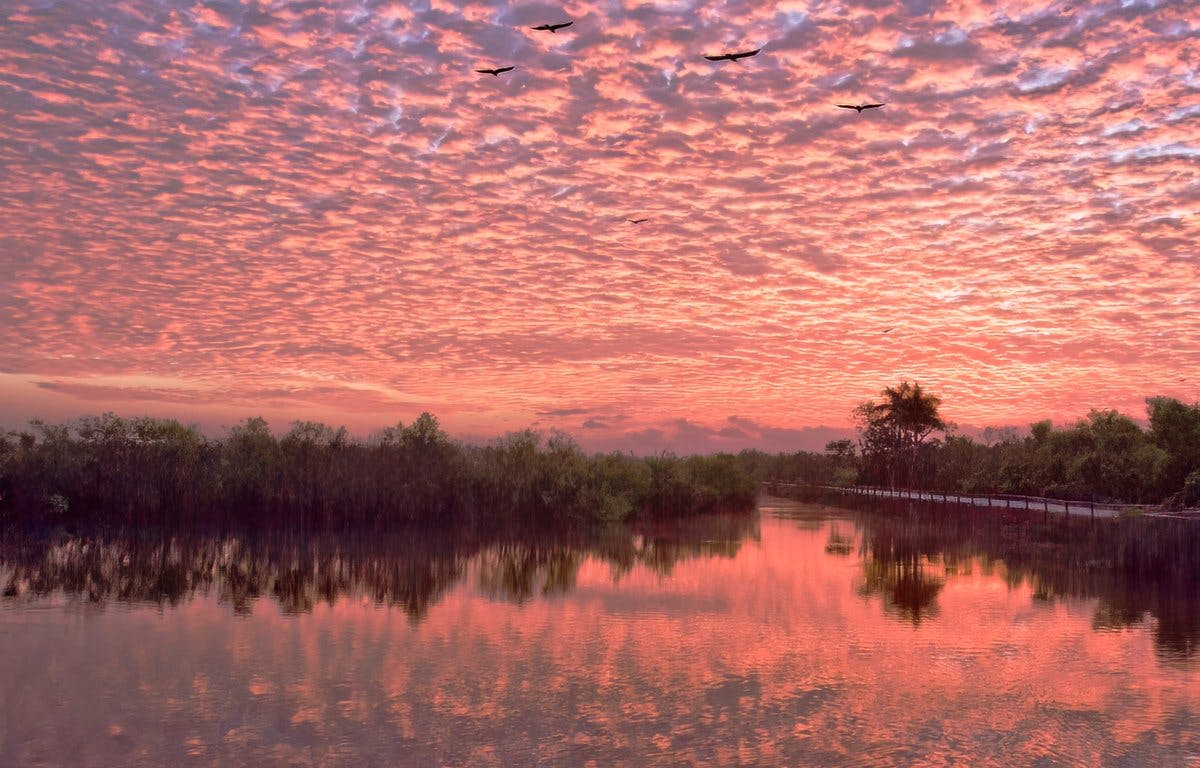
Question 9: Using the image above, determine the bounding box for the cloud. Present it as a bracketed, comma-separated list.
[1110, 144, 1200, 164]
[716, 248, 772, 276]
[537, 407, 593, 417]
[891, 27, 979, 61]
[1016, 66, 1076, 94]
[564, 415, 857, 454]
[790, 243, 847, 274]
[0, 0, 1196, 445]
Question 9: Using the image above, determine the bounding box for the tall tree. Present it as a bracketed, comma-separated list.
[1070, 410, 1168, 503]
[1146, 397, 1200, 501]
[855, 381, 945, 487]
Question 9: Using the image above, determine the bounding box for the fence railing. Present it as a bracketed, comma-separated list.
[763, 482, 1159, 519]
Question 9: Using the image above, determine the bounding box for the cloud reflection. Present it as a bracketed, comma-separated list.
[2, 506, 1199, 765]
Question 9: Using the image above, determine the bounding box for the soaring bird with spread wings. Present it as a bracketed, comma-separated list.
[704, 48, 761, 62]
[476, 66, 515, 76]
[627, 218, 649, 224]
[531, 21, 573, 33]
[837, 103, 885, 113]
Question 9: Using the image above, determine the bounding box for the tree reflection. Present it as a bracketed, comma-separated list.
[478, 545, 583, 604]
[824, 526, 854, 556]
[845, 500, 1200, 663]
[0, 513, 759, 620]
[857, 556, 944, 625]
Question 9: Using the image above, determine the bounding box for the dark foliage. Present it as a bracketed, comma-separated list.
[919, 401, 1197, 505]
[841, 384, 1199, 506]
[0, 413, 756, 527]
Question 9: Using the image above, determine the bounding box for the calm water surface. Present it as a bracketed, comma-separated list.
[2, 498, 1198, 767]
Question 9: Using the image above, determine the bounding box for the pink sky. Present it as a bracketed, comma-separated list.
[1, 0, 1197, 452]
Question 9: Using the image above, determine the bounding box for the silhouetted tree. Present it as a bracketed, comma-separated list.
[1072, 410, 1168, 503]
[824, 439, 858, 486]
[1147, 397, 1200, 504]
[855, 381, 945, 487]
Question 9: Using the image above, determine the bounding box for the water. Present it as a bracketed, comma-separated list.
[2, 498, 1198, 766]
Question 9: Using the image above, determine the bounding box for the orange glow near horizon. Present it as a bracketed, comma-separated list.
[1, 0, 1197, 452]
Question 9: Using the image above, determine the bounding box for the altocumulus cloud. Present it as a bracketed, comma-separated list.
[0, 0, 1197, 447]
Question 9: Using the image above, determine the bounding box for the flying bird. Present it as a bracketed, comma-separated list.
[531, 21, 573, 33]
[627, 218, 649, 224]
[837, 103, 885, 113]
[704, 48, 761, 62]
[475, 66, 515, 76]
[881, 328, 894, 334]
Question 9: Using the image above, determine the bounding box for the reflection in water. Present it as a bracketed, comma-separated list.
[0, 514, 761, 619]
[845, 500, 1200, 662]
[2, 504, 1198, 658]
[857, 557, 944, 625]
[2, 501, 1199, 767]
[823, 525, 855, 556]
[478, 545, 583, 604]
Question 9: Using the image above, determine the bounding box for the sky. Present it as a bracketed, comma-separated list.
[1, 0, 1197, 453]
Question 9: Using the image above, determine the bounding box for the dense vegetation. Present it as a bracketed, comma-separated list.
[923, 402, 1200, 506]
[0, 413, 756, 527]
[2, 386, 1197, 524]
[743, 386, 1200, 508]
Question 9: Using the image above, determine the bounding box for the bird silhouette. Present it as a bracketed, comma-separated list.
[627, 218, 649, 224]
[837, 103, 885, 113]
[704, 48, 761, 62]
[881, 328, 894, 334]
[475, 66, 515, 76]
[531, 21, 573, 33]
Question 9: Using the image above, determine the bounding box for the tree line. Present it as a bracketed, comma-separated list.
[3, 385, 1196, 525]
[0, 413, 756, 527]
[745, 383, 1200, 508]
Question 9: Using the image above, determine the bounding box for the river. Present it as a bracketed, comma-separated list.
[2, 497, 1197, 766]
